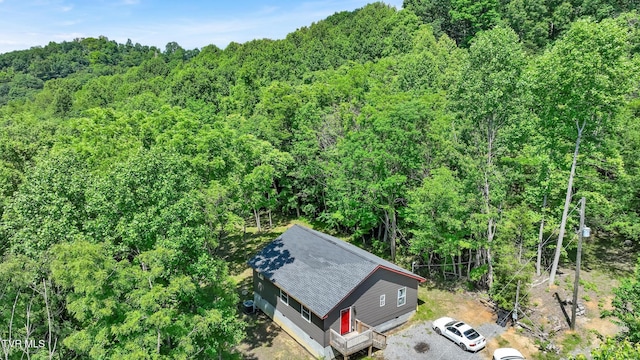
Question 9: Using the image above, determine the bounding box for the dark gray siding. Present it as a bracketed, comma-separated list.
[253, 270, 278, 307]
[323, 268, 419, 344]
[253, 270, 327, 346]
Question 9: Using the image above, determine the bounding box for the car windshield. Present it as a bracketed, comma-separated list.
[464, 329, 480, 340]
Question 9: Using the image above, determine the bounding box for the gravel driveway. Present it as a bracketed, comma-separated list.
[382, 320, 506, 360]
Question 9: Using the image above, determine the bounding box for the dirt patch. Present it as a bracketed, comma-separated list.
[512, 265, 625, 359]
[583, 295, 618, 335]
[235, 311, 315, 360]
[439, 292, 538, 360]
[486, 327, 538, 359]
[460, 299, 495, 326]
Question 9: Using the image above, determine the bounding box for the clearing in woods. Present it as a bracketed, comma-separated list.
[228, 222, 635, 360]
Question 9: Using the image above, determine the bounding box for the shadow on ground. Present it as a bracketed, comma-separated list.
[241, 310, 282, 351]
[574, 234, 636, 277]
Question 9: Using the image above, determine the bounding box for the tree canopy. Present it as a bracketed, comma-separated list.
[1, 2, 639, 358]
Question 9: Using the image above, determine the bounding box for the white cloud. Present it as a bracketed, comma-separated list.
[0, 0, 405, 54]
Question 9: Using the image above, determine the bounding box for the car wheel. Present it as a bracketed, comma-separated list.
[459, 343, 466, 351]
[435, 327, 441, 335]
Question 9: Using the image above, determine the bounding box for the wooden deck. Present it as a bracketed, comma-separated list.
[329, 320, 387, 360]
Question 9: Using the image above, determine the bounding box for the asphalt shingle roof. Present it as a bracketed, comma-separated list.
[248, 224, 424, 318]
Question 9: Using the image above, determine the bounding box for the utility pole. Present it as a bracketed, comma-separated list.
[513, 280, 521, 325]
[571, 197, 589, 330]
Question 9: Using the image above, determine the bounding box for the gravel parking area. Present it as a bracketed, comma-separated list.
[383, 321, 506, 360]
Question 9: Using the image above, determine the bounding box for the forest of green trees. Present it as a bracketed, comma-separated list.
[1, 1, 640, 358]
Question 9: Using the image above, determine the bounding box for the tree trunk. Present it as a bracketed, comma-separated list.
[218, 223, 225, 242]
[383, 211, 389, 245]
[549, 120, 585, 286]
[467, 249, 472, 280]
[518, 234, 523, 263]
[390, 208, 397, 262]
[452, 255, 457, 278]
[253, 208, 262, 233]
[442, 256, 446, 277]
[483, 117, 497, 288]
[268, 188, 275, 229]
[486, 218, 496, 288]
[43, 279, 57, 359]
[536, 194, 547, 276]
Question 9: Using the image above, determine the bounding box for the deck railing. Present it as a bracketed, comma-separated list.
[372, 330, 387, 349]
[329, 329, 372, 356]
[329, 320, 386, 359]
[356, 320, 386, 349]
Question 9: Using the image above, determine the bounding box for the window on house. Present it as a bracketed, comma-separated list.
[397, 287, 406, 307]
[280, 289, 289, 305]
[380, 294, 386, 307]
[301, 305, 311, 322]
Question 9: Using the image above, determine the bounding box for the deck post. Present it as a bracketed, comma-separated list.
[368, 345, 372, 356]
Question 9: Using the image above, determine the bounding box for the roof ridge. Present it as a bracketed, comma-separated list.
[294, 224, 380, 266]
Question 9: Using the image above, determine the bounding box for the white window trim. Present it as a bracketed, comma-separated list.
[380, 294, 386, 307]
[397, 287, 406, 307]
[301, 305, 311, 322]
[280, 289, 289, 306]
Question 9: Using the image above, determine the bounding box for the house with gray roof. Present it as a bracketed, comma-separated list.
[248, 224, 425, 359]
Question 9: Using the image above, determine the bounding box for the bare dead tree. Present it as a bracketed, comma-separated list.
[42, 279, 57, 359]
[0, 292, 20, 360]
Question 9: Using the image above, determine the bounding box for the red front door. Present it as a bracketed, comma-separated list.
[340, 308, 351, 335]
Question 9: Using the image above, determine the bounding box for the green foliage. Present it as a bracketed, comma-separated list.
[408, 166, 469, 258]
[404, 0, 640, 49]
[450, 0, 502, 45]
[611, 256, 640, 342]
[2, 151, 89, 257]
[562, 332, 584, 352]
[587, 338, 640, 359]
[530, 18, 634, 144]
[0, 254, 69, 359]
[52, 240, 244, 359]
[1, 4, 640, 358]
[0, 36, 161, 105]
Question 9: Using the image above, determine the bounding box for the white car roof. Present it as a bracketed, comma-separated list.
[493, 348, 525, 359]
[433, 316, 456, 326]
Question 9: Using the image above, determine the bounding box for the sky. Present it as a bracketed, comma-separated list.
[0, 0, 404, 54]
